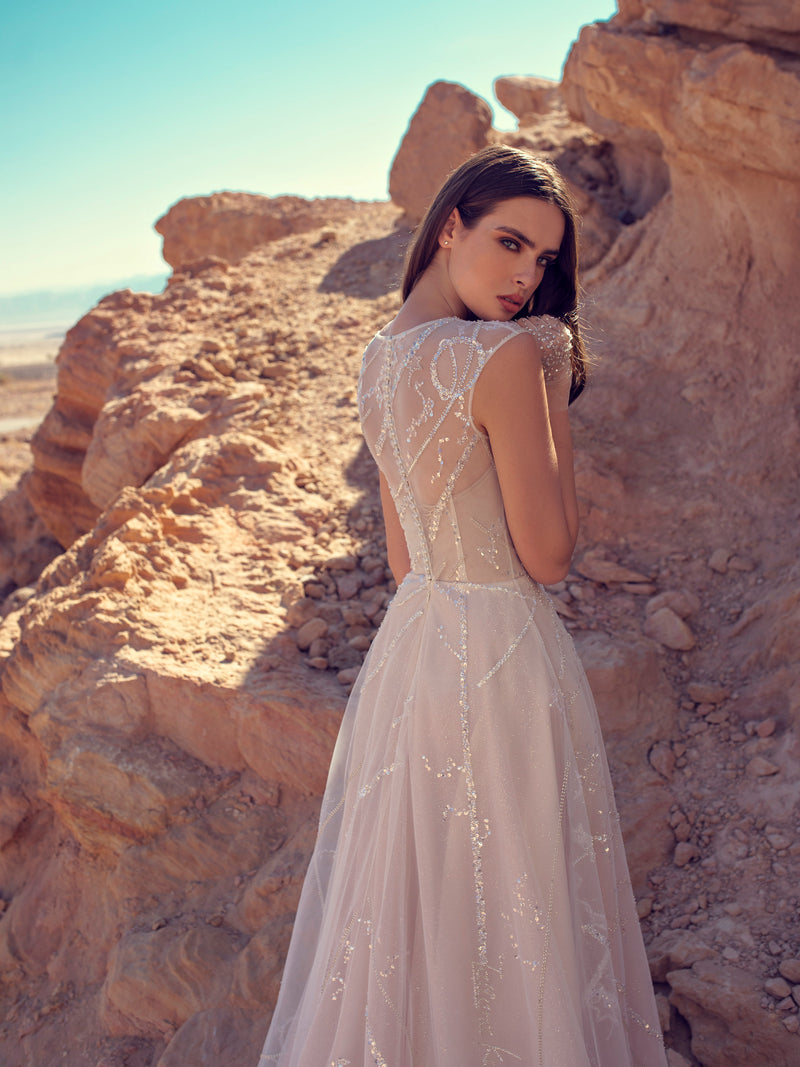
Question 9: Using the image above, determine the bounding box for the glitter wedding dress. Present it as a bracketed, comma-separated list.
[259, 317, 666, 1066]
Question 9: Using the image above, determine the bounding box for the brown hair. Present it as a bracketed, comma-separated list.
[402, 145, 587, 403]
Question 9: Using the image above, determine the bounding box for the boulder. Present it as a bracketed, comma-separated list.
[494, 75, 562, 122]
[668, 961, 800, 1066]
[155, 192, 361, 270]
[388, 81, 493, 222]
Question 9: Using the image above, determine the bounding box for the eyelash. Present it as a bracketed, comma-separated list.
[499, 237, 555, 267]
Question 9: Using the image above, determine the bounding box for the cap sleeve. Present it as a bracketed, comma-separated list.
[514, 315, 572, 382]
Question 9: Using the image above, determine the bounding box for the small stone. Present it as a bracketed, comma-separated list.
[674, 841, 700, 867]
[705, 708, 728, 724]
[767, 832, 792, 850]
[553, 598, 578, 620]
[307, 637, 329, 659]
[307, 657, 329, 670]
[574, 556, 650, 585]
[670, 914, 692, 930]
[304, 582, 326, 599]
[335, 571, 363, 600]
[746, 756, 780, 777]
[756, 717, 776, 738]
[728, 555, 756, 572]
[643, 607, 696, 650]
[721, 946, 740, 961]
[648, 741, 676, 780]
[792, 985, 800, 1007]
[209, 352, 235, 376]
[673, 820, 692, 843]
[295, 617, 328, 650]
[286, 597, 319, 627]
[636, 897, 654, 919]
[783, 1015, 799, 1034]
[645, 589, 700, 618]
[777, 997, 795, 1012]
[779, 959, 800, 984]
[337, 666, 360, 686]
[324, 554, 357, 572]
[765, 977, 792, 999]
[327, 643, 362, 670]
[708, 548, 732, 573]
[687, 682, 729, 704]
[348, 634, 372, 652]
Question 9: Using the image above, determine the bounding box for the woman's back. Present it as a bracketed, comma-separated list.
[359, 315, 569, 584]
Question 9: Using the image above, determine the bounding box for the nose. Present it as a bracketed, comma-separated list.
[514, 259, 543, 291]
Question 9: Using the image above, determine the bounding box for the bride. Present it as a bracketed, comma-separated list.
[259, 144, 667, 1066]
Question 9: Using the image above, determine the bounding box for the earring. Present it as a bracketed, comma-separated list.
[442, 240, 449, 246]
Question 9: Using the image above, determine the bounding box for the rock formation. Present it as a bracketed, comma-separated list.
[0, 1, 798, 1064]
[388, 80, 494, 222]
[155, 193, 364, 271]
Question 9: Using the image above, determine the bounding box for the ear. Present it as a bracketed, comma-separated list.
[437, 208, 461, 248]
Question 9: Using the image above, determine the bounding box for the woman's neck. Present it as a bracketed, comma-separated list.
[390, 256, 468, 333]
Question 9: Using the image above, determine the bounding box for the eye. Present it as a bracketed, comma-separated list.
[538, 255, 556, 268]
[500, 237, 520, 252]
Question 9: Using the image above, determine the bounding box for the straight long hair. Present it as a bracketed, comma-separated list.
[402, 145, 587, 403]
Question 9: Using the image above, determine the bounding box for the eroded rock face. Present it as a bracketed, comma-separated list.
[0, 203, 408, 1064]
[560, 2, 800, 1060]
[616, 0, 800, 53]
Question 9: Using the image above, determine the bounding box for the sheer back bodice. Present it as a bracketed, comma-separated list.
[359, 316, 563, 583]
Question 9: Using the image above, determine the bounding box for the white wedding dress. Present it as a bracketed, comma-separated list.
[259, 317, 667, 1066]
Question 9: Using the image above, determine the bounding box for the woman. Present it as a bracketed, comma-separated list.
[260, 145, 667, 1066]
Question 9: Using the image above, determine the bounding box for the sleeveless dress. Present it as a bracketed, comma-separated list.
[259, 317, 667, 1067]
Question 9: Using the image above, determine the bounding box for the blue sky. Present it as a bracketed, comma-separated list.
[1, 0, 615, 296]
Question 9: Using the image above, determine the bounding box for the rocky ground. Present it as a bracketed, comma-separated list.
[0, 1, 798, 1064]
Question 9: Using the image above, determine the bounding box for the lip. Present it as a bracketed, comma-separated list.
[497, 295, 523, 314]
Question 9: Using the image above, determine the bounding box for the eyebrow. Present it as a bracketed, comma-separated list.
[494, 226, 559, 258]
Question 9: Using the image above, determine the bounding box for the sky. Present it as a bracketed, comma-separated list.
[0, 0, 615, 299]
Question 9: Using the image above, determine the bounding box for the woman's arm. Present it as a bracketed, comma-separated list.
[471, 332, 578, 585]
[379, 470, 411, 585]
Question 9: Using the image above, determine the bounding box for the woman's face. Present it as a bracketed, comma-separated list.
[440, 197, 565, 321]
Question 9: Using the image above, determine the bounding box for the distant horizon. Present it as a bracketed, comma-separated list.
[2, 0, 616, 304]
[0, 272, 170, 331]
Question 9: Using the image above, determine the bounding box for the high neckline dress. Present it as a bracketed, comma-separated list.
[259, 316, 667, 1066]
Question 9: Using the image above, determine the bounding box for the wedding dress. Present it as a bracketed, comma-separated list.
[259, 316, 667, 1066]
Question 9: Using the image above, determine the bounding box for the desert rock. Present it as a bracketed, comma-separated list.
[643, 607, 696, 651]
[668, 961, 800, 1066]
[388, 80, 493, 222]
[155, 193, 362, 270]
[494, 75, 562, 121]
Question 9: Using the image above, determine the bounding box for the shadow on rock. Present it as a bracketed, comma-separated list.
[318, 226, 413, 299]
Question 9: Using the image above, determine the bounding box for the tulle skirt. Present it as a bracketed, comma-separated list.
[259, 573, 666, 1066]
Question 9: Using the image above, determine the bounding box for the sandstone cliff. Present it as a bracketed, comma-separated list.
[0, 2, 798, 1064]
